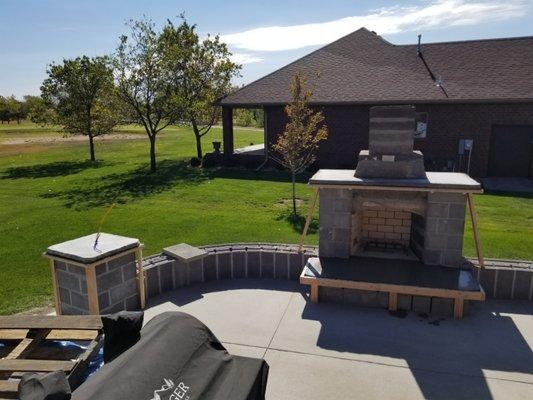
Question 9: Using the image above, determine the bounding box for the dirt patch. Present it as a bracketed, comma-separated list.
[275, 198, 305, 207]
[2, 133, 145, 145]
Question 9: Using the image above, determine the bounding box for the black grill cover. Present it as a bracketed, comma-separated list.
[73, 312, 269, 400]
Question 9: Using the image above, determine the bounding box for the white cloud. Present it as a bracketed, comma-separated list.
[231, 53, 264, 64]
[222, 0, 526, 52]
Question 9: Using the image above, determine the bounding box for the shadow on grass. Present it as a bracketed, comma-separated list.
[209, 167, 311, 184]
[2, 160, 106, 179]
[41, 160, 210, 209]
[276, 207, 318, 234]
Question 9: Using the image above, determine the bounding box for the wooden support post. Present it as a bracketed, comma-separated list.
[310, 284, 319, 303]
[136, 248, 146, 310]
[299, 189, 319, 252]
[453, 298, 464, 319]
[85, 265, 99, 315]
[388, 292, 398, 311]
[467, 193, 485, 268]
[49, 259, 61, 315]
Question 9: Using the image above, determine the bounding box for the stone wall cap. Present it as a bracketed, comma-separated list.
[309, 169, 482, 192]
[163, 243, 207, 263]
[46, 233, 140, 264]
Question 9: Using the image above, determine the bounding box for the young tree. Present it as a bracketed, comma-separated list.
[40, 56, 118, 161]
[114, 18, 183, 172]
[272, 72, 328, 218]
[160, 18, 240, 160]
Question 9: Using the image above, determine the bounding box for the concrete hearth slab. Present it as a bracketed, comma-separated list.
[309, 169, 482, 192]
[163, 243, 207, 262]
[144, 279, 533, 399]
[46, 233, 140, 263]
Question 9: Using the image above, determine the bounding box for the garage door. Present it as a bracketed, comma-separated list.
[488, 125, 533, 178]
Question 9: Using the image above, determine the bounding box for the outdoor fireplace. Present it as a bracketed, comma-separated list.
[311, 105, 482, 267]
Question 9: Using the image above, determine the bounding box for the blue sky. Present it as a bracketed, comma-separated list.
[1, 0, 532, 98]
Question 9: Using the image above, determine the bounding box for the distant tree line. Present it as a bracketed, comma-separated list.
[0, 95, 45, 124]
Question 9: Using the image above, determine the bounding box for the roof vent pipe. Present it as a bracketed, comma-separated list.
[417, 34, 422, 57]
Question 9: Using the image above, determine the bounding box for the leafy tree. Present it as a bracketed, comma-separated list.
[22, 95, 51, 125]
[0, 96, 8, 124]
[6, 96, 22, 123]
[40, 56, 118, 161]
[271, 72, 328, 217]
[114, 18, 183, 172]
[160, 17, 241, 160]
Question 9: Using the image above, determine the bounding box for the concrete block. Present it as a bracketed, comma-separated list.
[66, 263, 85, 276]
[274, 252, 289, 279]
[145, 268, 160, 298]
[202, 254, 217, 282]
[441, 251, 463, 267]
[98, 291, 110, 310]
[102, 301, 126, 315]
[172, 260, 187, 288]
[495, 269, 514, 299]
[96, 268, 123, 291]
[412, 296, 431, 314]
[59, 287, 71, 305]
[247, 251, 260, 278]
[122, 262, 137, 281]
[232, 251, 246, 279]
[61, 303, 88, 316]
[431, 297, 454, 317]
[55, 261, 67, 271]
[108, 253, 136, 270]
[188, 259, 204, 284]
[513, 270, 532, 300]
[261, 251, 274, 279]
[438, 218, 465, 235]
[70, 291, 89, 310]
[427, 203, 449, 218]
[479, 268, 496, 298]
[428, 192, 465, 204]
[320, 287, 344, 303]
[124, 294, 140, 311]
[344, 289, 387, 308]
[289, 253, 303, 280]
[217, 253, 231, 280]
[95, 263, 107, 276]
[397, 294, 412, 311]
[159, 264, 173, 292]
[163, 243, 206, 263]
[80, 278, 87, 294]
[110, 279, 137, 304]
[57, 270, 81, 292]
[449, 203, 466, 219]
[446, 235, 464, 251]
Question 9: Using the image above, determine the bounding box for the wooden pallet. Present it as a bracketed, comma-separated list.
[0, 315, 103, 399]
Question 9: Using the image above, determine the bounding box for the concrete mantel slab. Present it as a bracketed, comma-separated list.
[45, 233, 140, 264]
[309, 169, 482, 193]
[163, 243, 207, 263]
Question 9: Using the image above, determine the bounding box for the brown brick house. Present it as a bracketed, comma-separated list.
[219, 28, 533, 178]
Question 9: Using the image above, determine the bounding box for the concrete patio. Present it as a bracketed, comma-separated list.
[144, 279, 533, 400]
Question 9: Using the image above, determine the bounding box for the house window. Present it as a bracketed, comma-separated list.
[415, 112, 428, 139]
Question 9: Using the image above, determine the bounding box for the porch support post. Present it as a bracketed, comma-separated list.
[222, 106, 234, 164]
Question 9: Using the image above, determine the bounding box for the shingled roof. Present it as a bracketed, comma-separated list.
[220, 28, 533, 107]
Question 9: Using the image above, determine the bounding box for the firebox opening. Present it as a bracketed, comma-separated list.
[351, 208, 423, 261]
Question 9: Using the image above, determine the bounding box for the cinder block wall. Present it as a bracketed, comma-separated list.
[143, 244, 317, 299]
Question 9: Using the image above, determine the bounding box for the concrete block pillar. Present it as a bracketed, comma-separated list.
[44, 233, 144, 315]
[318, 188, 352, 258]
[423, 192, 467, 266]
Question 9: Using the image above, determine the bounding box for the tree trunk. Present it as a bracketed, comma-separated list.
[291, 171, 297, 218]
[191, 119, 203, 160]
[149, 135, 157, 172]
[88, 134, 96, 162]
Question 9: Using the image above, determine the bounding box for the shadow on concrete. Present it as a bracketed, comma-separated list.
[2, 160, 106, 179]
[146, 279, 300, 308]
[301, 297, 533, 400]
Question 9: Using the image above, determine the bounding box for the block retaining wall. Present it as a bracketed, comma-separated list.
[142, 243, 533, 305]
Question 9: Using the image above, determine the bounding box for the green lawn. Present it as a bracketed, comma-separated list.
[0, 123, 531, 314]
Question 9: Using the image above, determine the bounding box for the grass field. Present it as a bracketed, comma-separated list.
[1, 122, 532, 314]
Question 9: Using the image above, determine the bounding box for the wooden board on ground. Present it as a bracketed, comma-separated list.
[0, 315, 103, 397]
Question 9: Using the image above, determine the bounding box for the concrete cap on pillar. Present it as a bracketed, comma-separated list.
[45, 233, 140, 264]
